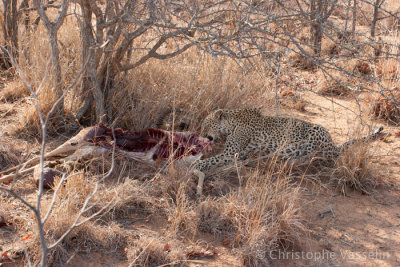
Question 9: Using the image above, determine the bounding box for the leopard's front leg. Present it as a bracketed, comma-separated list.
[193, 132, 249, 197]
[193, 153, 236, 197]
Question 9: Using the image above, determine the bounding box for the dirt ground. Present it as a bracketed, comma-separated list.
[275, 92, 400, 267]
[1, 89, 400, 267]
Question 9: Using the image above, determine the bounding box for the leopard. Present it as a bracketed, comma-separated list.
[193, 108, 383, 196]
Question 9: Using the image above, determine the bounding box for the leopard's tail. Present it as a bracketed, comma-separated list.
[336, 126, 384, 153]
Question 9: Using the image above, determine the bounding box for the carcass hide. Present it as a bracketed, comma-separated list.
[0, 124, 211, 187]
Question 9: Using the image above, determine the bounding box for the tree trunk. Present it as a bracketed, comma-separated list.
[19, 0, 30, 31]
[344, 0, 351, 31]
[76, 0, 105, 123]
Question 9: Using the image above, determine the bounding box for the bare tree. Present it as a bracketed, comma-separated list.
[73, 0, 200, 122]
[66, 0, 397, 124]
[2, 0, 396, 127]
[1, 0, 400, 265]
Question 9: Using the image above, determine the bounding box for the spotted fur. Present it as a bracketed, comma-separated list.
[194, 108, 383, 172]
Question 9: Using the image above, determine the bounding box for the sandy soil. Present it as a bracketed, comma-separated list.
[1, 90, 399, 267]
[274, 91, 400, 267]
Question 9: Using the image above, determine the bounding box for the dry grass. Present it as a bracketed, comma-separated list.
[318, 77, 351, 97]
[167, 183, 197, 237]
[126, 235, 187, 267]
[194, 157, 305, 266]
[371, 51, 400, 125]
[24, 164, 158, 265]
[3, 112, 386, 266]
[330, 141, 381, 195]
[112, 52, 271, 132]
[0, 80, 30, 102]
[1, 2, 398, 266]
[278, 91, 307, 112]
[291, 54, 316, 71]
[39, 222, 127, 266]
[371, 87, 400, 125]
[0, 143, 20, 170]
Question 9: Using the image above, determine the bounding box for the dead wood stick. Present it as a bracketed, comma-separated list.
[319, 207, 336, 218]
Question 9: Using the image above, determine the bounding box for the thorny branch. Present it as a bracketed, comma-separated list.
[1, 0, 399, 263]
[15, 0, 396, 123]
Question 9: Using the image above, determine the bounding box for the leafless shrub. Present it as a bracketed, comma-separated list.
[5, 0, 398, 134]
[1, 0, 400, 265]
[0, 46, 118, 267]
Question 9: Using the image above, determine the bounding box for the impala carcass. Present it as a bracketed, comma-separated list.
[0, 124, 211, 188]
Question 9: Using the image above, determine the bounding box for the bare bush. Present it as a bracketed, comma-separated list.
[2, 0, 397, 129]
[0, 0, 398, 265]
[0, 47, 117, 266]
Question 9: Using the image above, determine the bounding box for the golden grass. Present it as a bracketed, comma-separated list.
[1, 3, 396, 266]
[126, 235, 187, 266]
[330, 141, 381, 195]
[0, 80, 30, 101]
[192, 157, 305, 266]
[112, 52, 271, 132]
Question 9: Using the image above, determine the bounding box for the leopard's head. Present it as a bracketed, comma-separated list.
[200, 109, 233, 143]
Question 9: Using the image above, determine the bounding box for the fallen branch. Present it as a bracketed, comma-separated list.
[319, 207, 336, 218]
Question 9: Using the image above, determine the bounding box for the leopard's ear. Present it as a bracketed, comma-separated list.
[214, 109, 224, 120]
